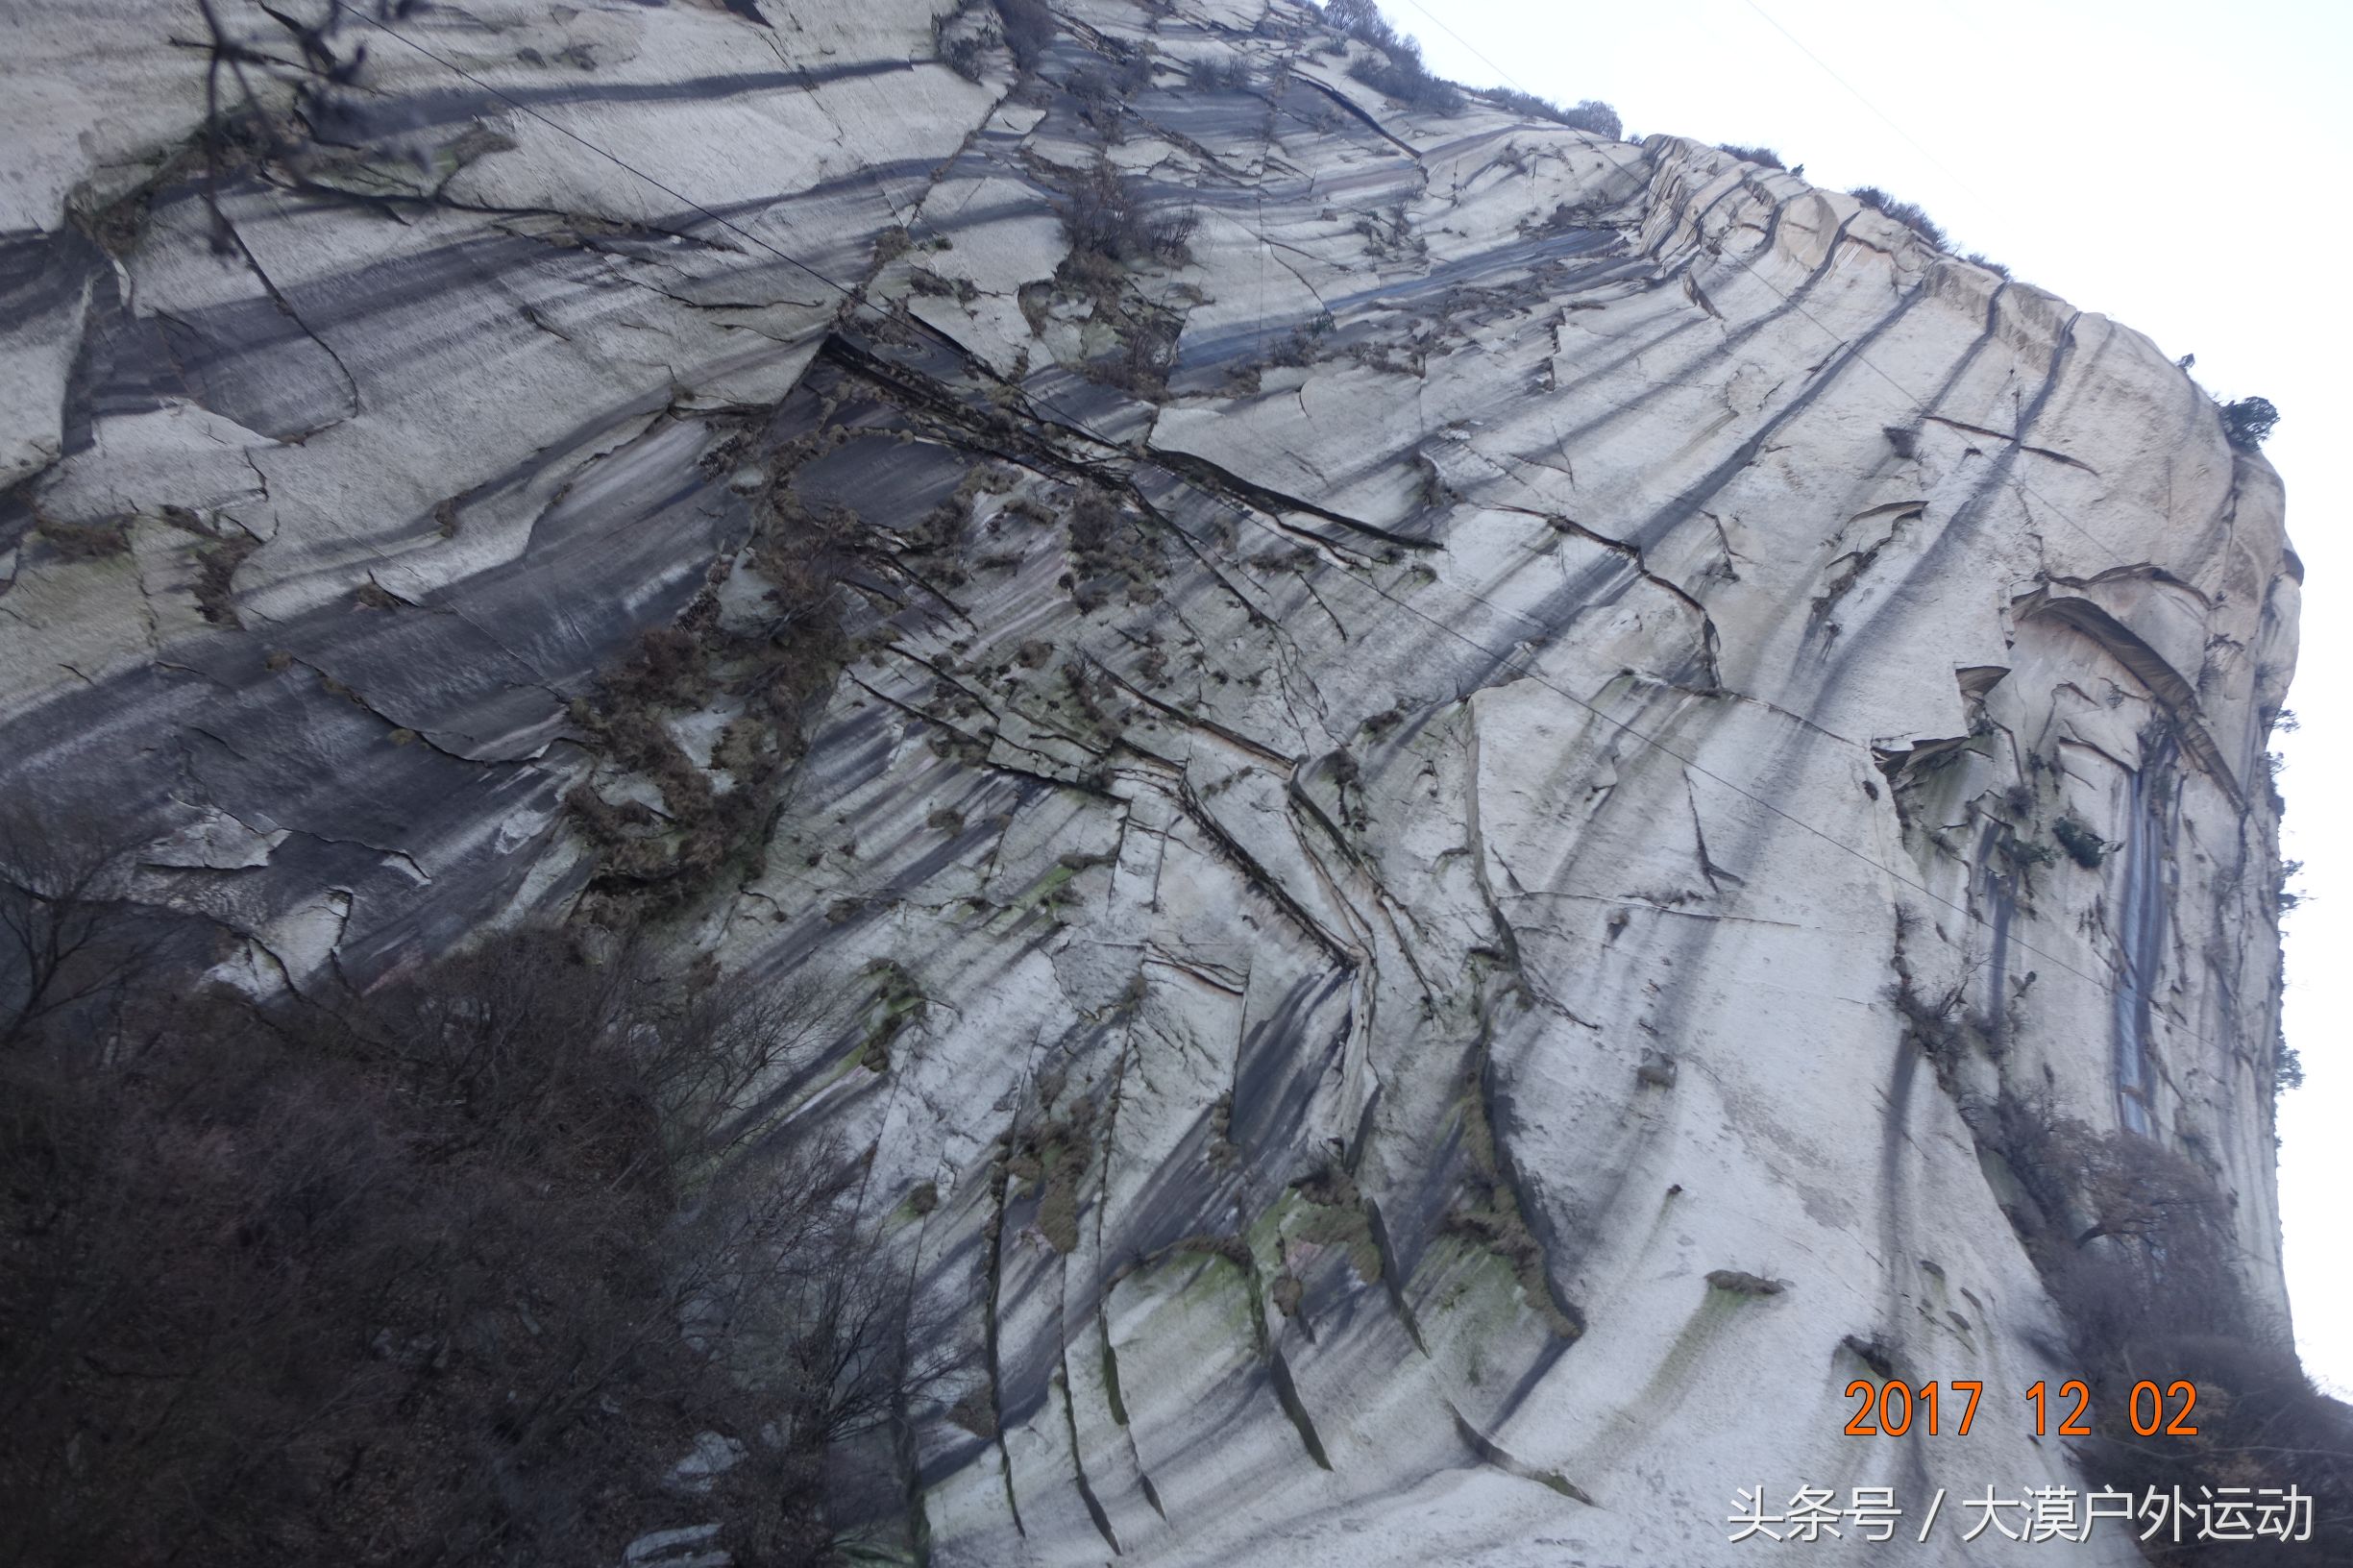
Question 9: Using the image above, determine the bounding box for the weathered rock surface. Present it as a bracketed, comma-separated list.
[0, 1, 2300, 1563]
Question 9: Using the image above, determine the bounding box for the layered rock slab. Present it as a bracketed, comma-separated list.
[0, 1, 2299, 1562]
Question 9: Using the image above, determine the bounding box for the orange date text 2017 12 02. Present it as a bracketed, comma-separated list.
[1841, 1379, 2202, 1438]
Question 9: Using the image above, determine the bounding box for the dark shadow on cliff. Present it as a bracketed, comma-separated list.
[0, 879, 948, 1568]
[1971, 1091, 2353, 1563]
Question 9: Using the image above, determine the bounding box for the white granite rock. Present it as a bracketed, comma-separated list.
[0, 2, 2297, 1564]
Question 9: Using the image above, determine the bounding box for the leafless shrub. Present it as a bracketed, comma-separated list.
[1323, 0, 1464, 113]
[1968, 1091, 2353, 1562]
[1058, 160, 1195, 266]
[1556, 100, 1620, 136]
[0, 919, 948, 1567]
[650, 967, 841, 1164]
[1345, 42, 1462, 115]
[1187, 56, 1254, 92]
[1486, 87, 1622, 137]
[1847, 184, 1949, 250]
[1145, 205, 1199, 257]
[1068, 49, 1152, 104]
[177, 2, 442, 253]
[1081, 319, 1182, 402]
[1065, 61, 1127, 137]
[1889, 972, 1970, 1078]
[1988, 1100, 2238, 1348]
[0, 808, 151, 1050]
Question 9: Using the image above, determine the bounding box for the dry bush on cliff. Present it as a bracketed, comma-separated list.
[1488, 87, 1621, 136]
[1188, 56, 1254, 92]
[1847, 184, 1949, 250]
[0, 904, 944, 1568]
[1972, 1093, 2353, 1563]
[2220, 396, 2280, 451]
[1057, 159, 1197, 267]
[0, 808, 151, 1050]
[1323, 0, 1464, 114]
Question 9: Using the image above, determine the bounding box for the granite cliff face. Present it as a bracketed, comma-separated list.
[0, 0, 2302, 1562]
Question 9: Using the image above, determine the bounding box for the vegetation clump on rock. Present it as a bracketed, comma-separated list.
[32, 518, 132, 560]
[1056, 159, 1196, 269]
[2220, 395, 2280, 451]
[1487, 86, 1622, 136]
[1444, 1064, 1585, 1339]
[0, 841, 950, 1567]
[1847, 184, 1949, 250]
[1188, 56, 1254, 93]
[563, 463, 856, 913]
[1323, 0, 1465, 114]
[2052, 815, 2108, 870]
[1972, 1093, 2353, 1562]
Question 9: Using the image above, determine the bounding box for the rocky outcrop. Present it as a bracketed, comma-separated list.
[1, 1, 2299, 1562]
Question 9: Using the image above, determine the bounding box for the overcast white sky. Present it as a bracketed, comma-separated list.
[1389, 0, 2349, 1389]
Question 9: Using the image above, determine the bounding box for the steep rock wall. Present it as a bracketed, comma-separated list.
[0, 1, 2300, 1562]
